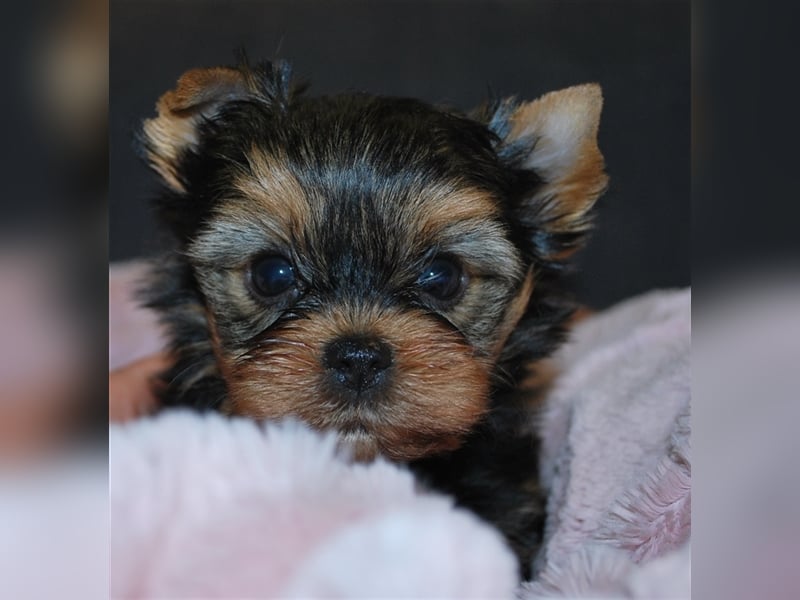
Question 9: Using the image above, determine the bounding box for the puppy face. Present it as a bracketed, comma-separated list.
[141, 61, 607, 461]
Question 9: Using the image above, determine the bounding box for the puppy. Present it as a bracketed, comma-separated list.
[138, 58, 607, 579]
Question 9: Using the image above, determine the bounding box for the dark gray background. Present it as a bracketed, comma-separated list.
[110, 0, 689, 309]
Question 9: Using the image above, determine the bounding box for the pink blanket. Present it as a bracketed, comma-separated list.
[110, 263, 690, 598]
[524, 289, 690, 598]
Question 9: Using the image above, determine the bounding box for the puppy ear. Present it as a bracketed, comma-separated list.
[140, 60, 296, 193]
[492, 84, 609, 264]
[140, 67, 249, 192]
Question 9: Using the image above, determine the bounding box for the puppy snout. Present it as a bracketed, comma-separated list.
[323, 336, 392, 392]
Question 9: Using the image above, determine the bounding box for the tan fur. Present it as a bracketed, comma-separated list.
[491, 268, 535, 358]
[142, 67, 248, 192]
[233, 147, 310, 236]
[509, 84, 608, 254]
[220, 304, 491, 461]
[415, 184, 499, 235]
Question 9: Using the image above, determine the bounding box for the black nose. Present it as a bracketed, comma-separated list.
[323, 337, 393, 392]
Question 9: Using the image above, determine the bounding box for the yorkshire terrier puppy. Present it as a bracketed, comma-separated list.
[139, 58, 607, 579]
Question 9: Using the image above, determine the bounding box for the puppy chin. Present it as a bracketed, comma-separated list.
[335, 428, 381, 463]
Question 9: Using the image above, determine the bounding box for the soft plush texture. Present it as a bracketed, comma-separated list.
[523, 288, 691, 598]
[109, 264, 690, 598]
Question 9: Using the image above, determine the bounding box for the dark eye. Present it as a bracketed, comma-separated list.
[251, 255, 297, 298]
[417, 256, 465, 302]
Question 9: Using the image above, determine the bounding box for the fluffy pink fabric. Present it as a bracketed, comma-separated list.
[109, 263, 690, 598]
[110, 414, 518, 598]
[524, 288, 691, 599]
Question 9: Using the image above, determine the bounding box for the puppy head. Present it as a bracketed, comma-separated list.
[141, 60, 607, 461]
